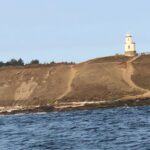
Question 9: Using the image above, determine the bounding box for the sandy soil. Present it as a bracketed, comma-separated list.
[0, 55, 150, 112]
[56, 66, 77, 100]
[122, 55, 150, 100]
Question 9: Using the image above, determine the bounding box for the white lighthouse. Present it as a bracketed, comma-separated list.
[124, 33, 137, 57]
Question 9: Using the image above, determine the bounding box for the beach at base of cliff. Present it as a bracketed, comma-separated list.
[1, 98, 150, 115]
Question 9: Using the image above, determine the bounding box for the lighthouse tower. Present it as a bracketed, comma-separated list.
[124, 33, 137, 57]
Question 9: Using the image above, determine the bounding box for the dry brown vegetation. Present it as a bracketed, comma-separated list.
[0, 55, 150, 112]
[132, 55, 150, 90]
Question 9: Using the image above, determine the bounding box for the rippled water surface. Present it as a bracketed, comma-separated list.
[0, 106, 150, 150]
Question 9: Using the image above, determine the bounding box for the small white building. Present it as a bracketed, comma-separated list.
[124, 33, 137, 57]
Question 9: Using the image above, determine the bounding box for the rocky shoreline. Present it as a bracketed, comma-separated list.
[1, 98, 150, 115]
[0, 55, 150, 115]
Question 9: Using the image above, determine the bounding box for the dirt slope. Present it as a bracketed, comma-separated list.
[0, 55, 150, 111]
[132, 55, 150, 90]
[0, 64, 72, 106]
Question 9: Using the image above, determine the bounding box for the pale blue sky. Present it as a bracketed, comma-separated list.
[0, 0, 150, 63]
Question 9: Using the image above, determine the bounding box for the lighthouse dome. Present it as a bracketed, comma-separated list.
[126, 33, 132, 37]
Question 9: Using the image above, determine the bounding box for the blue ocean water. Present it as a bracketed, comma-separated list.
[0, 106, 150, 150]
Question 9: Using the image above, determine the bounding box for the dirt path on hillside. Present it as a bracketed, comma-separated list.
[123, 55, 150, 98]
[123, 55, 145, 91]
[57, 66, 77, 100]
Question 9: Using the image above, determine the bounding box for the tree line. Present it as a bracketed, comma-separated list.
[0, 59, 75, 67]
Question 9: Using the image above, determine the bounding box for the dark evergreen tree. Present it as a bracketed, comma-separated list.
[5, 59, 18, 66]
[0, 61, 4, 67]
[50, 61, 55, 64]
[18, 58, 24, 66]
[30, 59, 39, 65]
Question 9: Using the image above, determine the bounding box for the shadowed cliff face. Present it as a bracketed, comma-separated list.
[0, 55, 150, 108]
[132, 55, 150, 90]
